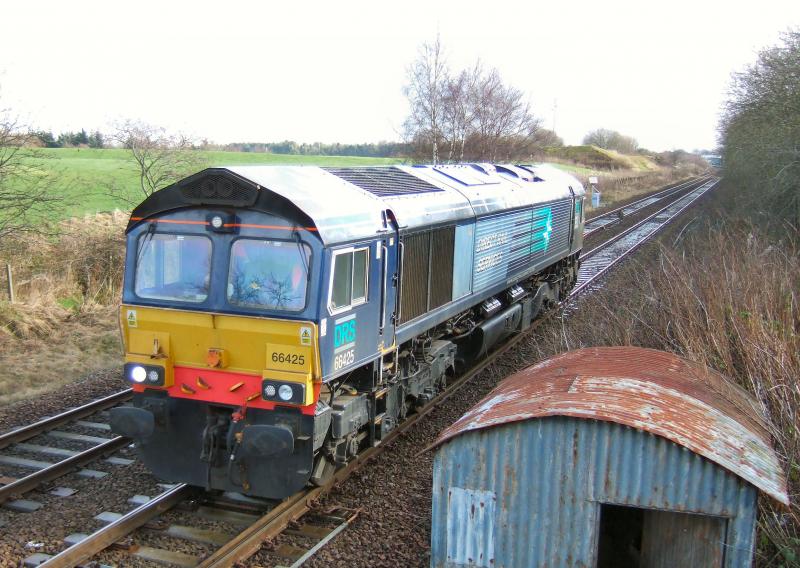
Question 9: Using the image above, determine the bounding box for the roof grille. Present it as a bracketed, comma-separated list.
[324, 167, 443, 197]
[179, 174, 258, 206]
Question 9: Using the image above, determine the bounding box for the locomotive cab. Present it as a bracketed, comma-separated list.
[112, 169, 339, 498]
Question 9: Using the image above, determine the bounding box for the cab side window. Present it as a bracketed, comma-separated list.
[330, 247, 369, 312]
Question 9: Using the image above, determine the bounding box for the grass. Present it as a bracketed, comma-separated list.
[549, 162, 599, 176]
[16, 147, 671, 221]
[19, 148, 403, 219]
[545, 146, 706, 211]
[0, 211, 127, 405]
[0, 303, 121, 405]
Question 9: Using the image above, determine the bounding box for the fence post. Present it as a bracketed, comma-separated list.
[6, 263, 14, 303]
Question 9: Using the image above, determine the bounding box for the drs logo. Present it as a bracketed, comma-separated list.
[333, 317, 357, 371]
[334, 320, 356, 348]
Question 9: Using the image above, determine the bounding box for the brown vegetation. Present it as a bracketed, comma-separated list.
[0, 212, 126, 404]
[530, 183, 799, 564]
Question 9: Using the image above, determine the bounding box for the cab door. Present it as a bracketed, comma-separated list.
[567, 185, 577, 250]
[379, 211, 400, 350]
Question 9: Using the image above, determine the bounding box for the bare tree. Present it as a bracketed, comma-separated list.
[112, 120, 206, 202]
[441, 64, 479, 162]
[533, 128, 563, 148]
[0, 97, 63, 246]
[466, 65, 541, 161]
[583, 128, 638, 154]
[403, 35, 448, 164]
[403, 41, 543, 163]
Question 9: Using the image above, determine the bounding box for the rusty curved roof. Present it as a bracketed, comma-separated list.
[433, 346, 789, 505]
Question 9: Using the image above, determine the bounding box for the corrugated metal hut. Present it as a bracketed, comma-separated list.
[429, 347, 789, 568]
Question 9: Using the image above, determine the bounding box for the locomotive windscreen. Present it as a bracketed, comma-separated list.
[227, 239, 311, 311]
[132, 229, 312, 313]
[135, 233, 212, 303]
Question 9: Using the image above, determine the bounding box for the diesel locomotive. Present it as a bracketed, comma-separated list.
[110, 163, 585, 498]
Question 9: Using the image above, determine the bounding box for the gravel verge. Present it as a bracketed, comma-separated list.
[0, 368, 125, 435]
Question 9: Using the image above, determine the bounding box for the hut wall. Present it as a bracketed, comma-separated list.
[431, 416, 758, 568]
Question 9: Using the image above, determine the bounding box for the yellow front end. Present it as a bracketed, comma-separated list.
[121, 305, 320, 410]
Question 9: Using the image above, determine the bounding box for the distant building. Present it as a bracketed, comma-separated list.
[702, 154, 723, 167]
[430, 347, 788, 568]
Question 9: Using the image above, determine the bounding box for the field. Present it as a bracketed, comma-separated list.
[18, 147, 697, 220]
[20, 148, 403, 219]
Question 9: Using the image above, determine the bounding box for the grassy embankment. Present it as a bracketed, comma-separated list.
[0, 147, 703, 405]
[527, 181, 799, 565]
[546, 145, 704, 206]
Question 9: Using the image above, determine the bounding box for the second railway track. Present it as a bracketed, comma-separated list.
[0, 390, 133, 509]
[584, 174, 713, 238]
[10, 176, 719, 568]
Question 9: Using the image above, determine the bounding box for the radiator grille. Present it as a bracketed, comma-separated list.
[400, 232, 431, 323]
[429, 227, 455, 310]
[179, 175, 257, 206]
[324, 167, 443, 197]
[400, 227, 456, 323]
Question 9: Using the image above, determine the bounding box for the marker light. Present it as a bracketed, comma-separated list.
[211, 215, 224, 229]
[265, 384, 276, 397]
[131, 365, 147, 383]
[278, 384, 293, 401]
[147, 370, 160, 383]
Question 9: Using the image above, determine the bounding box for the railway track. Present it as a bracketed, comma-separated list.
[12, 177, 719, 567]
[576, 177, 719, 294]
[0, 389, 133, 508]
[584, 175, 713, 237]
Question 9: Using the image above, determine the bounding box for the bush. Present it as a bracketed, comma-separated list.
[0, 211, 126, 339]
[721, 30, 800, 227]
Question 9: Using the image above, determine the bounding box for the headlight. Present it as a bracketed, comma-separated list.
[261, 379, 306, 405]
[211, 215, 224, 229]
[131, 365, 147, 383]
[278, 384, 293, 401]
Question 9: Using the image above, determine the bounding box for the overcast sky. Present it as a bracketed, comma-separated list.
[1, 1, 798, 152]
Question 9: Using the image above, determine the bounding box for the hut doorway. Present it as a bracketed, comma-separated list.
[597, 504, 726, 568]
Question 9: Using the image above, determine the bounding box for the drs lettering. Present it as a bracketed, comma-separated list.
[334, 320, 356, 348]
[333, 319, 357, 371]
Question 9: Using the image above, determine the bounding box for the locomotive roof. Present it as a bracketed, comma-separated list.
[127, 163, 584, 245]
